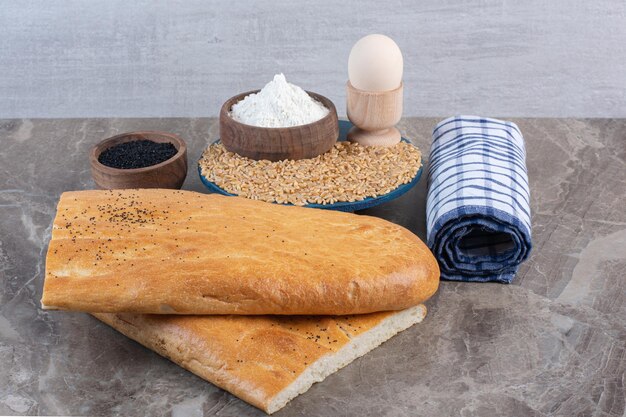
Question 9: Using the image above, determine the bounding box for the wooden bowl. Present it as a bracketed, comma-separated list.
[90, 131, 188, 190]
[219, 91, 339, 161]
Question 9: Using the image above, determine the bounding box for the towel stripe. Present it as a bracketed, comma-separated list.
[430, 133, 526, 161]
[431, 169, 530, 199]
[433, 116, 523, 138]
[428, 176, 531, 206]
[428, 147, 529, 179]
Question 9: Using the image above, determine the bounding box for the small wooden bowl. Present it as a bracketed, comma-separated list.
[220, 91, 339, 161]
[90, 131, 188, 190]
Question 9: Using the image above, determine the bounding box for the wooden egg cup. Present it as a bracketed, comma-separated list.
[346, 81, 403, 147]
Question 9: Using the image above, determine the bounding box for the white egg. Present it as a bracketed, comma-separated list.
[348, 34, 403, 92]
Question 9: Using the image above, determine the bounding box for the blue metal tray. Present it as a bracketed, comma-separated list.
[198, 120, 423, 212]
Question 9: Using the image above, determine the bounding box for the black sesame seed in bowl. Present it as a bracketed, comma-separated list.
[98, 140, 178, 169]
[90, 131, 188, 190]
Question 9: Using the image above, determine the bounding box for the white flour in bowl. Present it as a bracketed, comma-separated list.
[230, 73, 329, 128]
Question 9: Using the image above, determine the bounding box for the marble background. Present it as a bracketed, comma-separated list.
[1, 1, 626, 118]
[0, 118, 625, 416]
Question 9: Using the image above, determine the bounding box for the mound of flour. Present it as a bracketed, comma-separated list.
[230, 74, 329, 128]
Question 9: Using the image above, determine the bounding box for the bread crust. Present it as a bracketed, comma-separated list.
[93, 305, 427, 413]
[42, 189, 439, 315]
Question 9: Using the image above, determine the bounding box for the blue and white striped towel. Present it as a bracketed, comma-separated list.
[426, 116, 532, 283]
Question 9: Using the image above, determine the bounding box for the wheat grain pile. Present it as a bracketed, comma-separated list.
[199, 141, 422, 206]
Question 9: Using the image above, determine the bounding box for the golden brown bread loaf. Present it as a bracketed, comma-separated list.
[42, 189, 439, 315]
[93, 305, 427, 414]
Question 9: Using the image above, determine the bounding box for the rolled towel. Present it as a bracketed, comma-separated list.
[426, 116, 532, 283]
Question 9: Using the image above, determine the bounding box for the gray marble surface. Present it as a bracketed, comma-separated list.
[1, 118, 625, 416]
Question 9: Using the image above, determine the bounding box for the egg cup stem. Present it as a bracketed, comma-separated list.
[347, 126, 401, 147]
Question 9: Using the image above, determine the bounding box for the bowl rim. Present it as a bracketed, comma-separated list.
[89, 130, 187, 174]
[220, 90, 338, 130]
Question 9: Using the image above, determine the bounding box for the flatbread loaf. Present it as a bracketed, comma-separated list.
[93, 305, 427, 414]
[42, 189, 439, 315]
